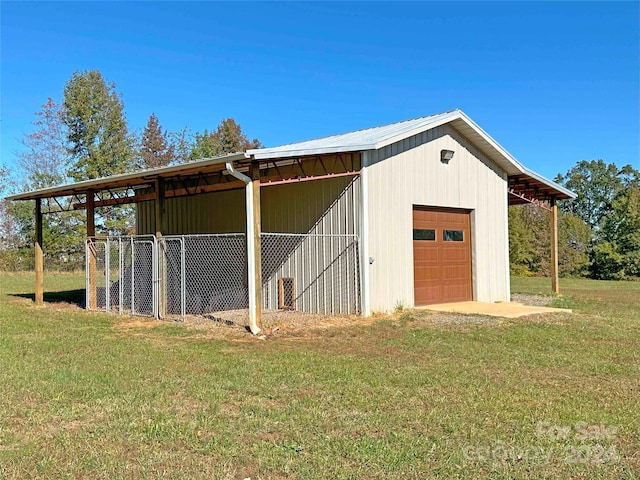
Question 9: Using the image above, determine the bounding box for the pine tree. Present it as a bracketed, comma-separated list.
[139, 113, 177, 169]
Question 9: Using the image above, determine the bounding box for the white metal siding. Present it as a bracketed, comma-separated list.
[365, 124, 509, 312]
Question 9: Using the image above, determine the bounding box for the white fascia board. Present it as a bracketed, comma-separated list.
[373, 110, 526, 176]
[455, 111, 526, 173]
[521, 166, 577, 199]
[372, 110, 462, 150]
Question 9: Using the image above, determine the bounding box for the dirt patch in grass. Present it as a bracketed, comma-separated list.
[143, 308, 511, 343]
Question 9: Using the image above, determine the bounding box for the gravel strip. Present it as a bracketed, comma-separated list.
[511, 293, 553, 307]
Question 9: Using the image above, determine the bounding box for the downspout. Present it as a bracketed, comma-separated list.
[225, 161, 262, 335]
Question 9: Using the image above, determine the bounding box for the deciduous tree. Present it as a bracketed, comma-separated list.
[63, 70, 135, 181]
[555, 160, 639, 234]
[508, 204, 591, 277]
[63, 70, 136, 235]
[555, 160, 640, 279]
[12, 99, 85, 269]
[16, 98, 69, 189]
[594, 185, 640, 279]
[190, 118, 261, 160]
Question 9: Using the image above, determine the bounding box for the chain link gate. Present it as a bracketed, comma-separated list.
[87, 233, 360, 323]
[159, 234, 248, 321]
[86, 236, 158, 317]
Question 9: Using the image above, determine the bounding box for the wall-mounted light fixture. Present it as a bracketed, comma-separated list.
[440, 149, 455, 164]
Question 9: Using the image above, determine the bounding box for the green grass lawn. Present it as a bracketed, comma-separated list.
[1, 272, 638, 479]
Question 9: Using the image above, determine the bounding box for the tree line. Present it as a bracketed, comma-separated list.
[1, 69, 638, 280]
[509, 160, 640, 280]
[0, 69, 261, 270]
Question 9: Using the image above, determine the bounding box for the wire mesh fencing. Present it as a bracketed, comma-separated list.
[86, 232, 360, 324]
[86, 236, 157, 317]
[261, 233, 361, 316]
[159, 234, 248, 321]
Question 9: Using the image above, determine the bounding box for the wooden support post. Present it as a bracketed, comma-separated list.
[155, 178, 165, 319]
[250, 161, 263, 332]
[154, 178, 165, 238]
[87, 191, 97, 309]
[550, 198, 559, 294]
[34, 198, 43, 305]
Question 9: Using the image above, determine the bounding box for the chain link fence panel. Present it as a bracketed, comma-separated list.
[86, 232, 361, 325]
[261, 233, 361, 316]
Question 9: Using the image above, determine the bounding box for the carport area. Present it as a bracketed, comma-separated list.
[7, 151, 363, 335]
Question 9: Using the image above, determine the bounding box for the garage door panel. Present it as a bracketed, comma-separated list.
[413, 209, 438, 222]
[442, 265, 469, 280]
[414, 286, 441, 304]
[441, 248, 469, 262]
[413, 206, 472, 305]
[442, 285, 471, 302]
[414, 246, 439, 262]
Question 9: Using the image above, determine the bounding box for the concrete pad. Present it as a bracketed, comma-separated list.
[421, 301, 571, 318]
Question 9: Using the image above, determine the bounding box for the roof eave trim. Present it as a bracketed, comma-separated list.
[520, 167, 577, 199]
[373, 110, 526, 176]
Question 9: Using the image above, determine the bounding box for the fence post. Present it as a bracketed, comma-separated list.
[131, 236, 135, 315]
[180, 236, 186, 321]
[105, 238, 110, 312]
[155, 179, 166, 318]
[119, 237, 123, 315]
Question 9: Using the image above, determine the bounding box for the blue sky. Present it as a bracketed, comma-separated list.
[1, 1, 638, 182]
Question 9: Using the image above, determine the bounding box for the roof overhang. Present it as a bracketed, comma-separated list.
[6, 109, 575, 207]
[508, 167, 576, 205]
[6, 152, 247, 201]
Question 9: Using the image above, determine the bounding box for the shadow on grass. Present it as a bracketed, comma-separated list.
[11, 289, 85, 308]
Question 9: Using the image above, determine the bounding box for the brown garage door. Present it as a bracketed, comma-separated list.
[413, 206, 472, 305]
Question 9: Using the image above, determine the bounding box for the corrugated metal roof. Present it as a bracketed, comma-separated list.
[248, 109, 575, 200]
[6, 109, 575, 203]
[248, 110, 460, 159]
[247, 109, 529, 177]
